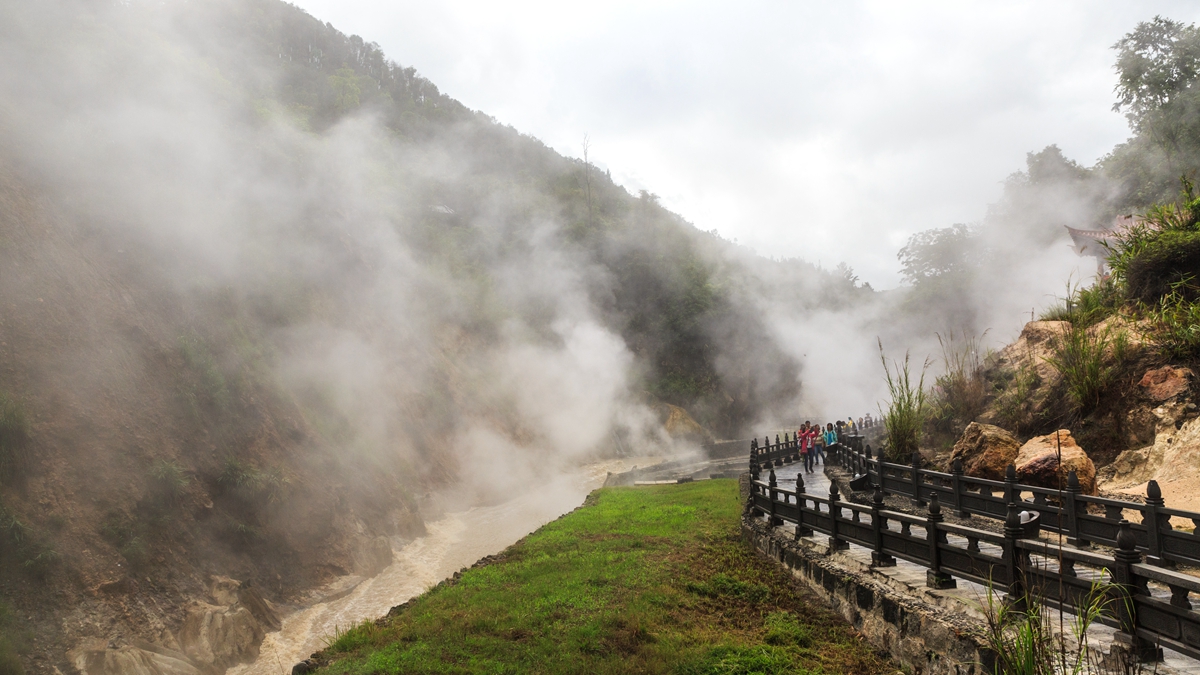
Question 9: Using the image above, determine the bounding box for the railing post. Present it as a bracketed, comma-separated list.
[1064, 469, 1084, 548]
[1003, 501, 1028, 612]
[951, 458, 968, 518]
[926, 493, 956, 589]
[864, 445, 874, 485]
[1004, 463, 1018, 507]
[794, 472, 813, 538]
[768, 469, 782, 526]
[1144, 480, 1171, 567]
[1111, 520, 1163, 663]
[871, 486, 895, 567]
[828, 481, 848, 551]
[911, 452, 925, 506]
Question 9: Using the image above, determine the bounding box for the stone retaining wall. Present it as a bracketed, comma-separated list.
[739, 475, 993, 675]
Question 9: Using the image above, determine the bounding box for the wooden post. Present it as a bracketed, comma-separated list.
[828, 481, 848, 551]
[926, 493, 955, 588]
[871, 486, 895, 567]
[911, 452, 924, 506]
[1003, 501, 1027, 612]
[1064, 469, 1084, 548]
[1004, 463, 1017, 507]
[795, 471, 813, 538]
[768, 469, 781, 526]
[1111, 520, 1163, 663]
[1144, 480, 1170, 568]
[951, 457, 968, 518]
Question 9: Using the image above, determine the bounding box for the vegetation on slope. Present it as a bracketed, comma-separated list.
[313, 481, 892, 675]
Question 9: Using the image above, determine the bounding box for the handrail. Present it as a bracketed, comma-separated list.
[760, 436, 1200, 569]
[746, 464, 1200, 664]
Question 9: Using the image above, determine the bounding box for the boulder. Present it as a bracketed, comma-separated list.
[1014, 430, 1096, 495]
[948, 422, 1021, 481]
[1138, 366, 1194, 401]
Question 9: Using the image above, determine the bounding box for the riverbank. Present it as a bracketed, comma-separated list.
[304, 480, 896, 675]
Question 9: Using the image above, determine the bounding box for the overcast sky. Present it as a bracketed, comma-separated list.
[291, 0, 1199, 289]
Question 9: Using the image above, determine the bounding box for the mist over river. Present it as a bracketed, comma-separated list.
[228, 457, 661, 675]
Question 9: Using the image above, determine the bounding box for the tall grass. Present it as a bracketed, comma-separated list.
[879, 340, 928, 461]
[979, 577, 1118, 675]
[1146, 282, 1200, 361]
[1044, 322, 1128, 416]
[927, 330, 989, 438]
[0, 392, 29, 484]
[1039, 278, 1121, 328]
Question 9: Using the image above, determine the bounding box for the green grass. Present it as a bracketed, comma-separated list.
[313, 481, 892, 675]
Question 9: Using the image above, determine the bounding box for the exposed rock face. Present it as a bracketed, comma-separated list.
[71, 576, 282, 675]
[178, 602, 265, 672]
[1139, 366, 1194, 401]
[355, 535, 395, 576]
[948, 422, 1021, 481]
[1014, 430, 1097, 495]
[68, 640, 202, 675]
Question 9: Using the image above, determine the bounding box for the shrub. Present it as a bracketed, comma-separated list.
[0, 507, 57, 580]
[1147, 286, 1200, 360]
[1039, 277, 1121, 327]
[879, 341, 929, 461]
[218, 457, 287, 505]
[1044, 322, 1128, 416]
[0, 393, 29, 484]
[1124, 230, 1200, 303]
[150, 459, 190, 505]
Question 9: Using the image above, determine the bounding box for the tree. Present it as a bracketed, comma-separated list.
[897, 224, 978, 285]
[1113, 17, 1200, 163]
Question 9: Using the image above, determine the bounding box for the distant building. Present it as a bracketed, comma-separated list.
[1065, 215, 1145, 276]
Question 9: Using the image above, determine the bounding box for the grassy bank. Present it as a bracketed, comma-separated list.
[314, 480, 894, 675]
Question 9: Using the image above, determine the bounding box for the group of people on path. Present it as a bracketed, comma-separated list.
[794, 421, 838, 474]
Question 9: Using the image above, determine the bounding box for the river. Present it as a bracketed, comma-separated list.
[227, 457, 661, 675]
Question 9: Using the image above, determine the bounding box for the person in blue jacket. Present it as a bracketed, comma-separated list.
[821, 423, 837, 464]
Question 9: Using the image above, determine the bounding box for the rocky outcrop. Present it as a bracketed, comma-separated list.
[1138, 366, 1194, 401]
[1014, 430, 1097, 495]
[354, 535, 395, 576]
[948, 422, 1021, 481]
[70, 576, 281, 675]
[68, 640, 203, 675]
[178, 578, 281, 672]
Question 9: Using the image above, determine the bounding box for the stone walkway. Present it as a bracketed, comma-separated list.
[766, 457, 1200, 675]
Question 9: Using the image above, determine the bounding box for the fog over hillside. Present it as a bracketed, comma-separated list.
[5, 1, 1200, 671]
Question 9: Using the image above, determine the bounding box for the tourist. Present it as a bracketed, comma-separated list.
[802, 421, 818, 473]
[822, 423, 836, 464]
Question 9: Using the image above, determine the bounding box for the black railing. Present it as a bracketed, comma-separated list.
[748, 468, 1200, 663]
[802, 438, 1200, 570]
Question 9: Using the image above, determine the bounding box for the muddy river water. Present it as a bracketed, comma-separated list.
[228, 457, 661, 675]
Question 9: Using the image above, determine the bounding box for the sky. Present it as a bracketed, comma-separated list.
[289, 0, 1200, 289]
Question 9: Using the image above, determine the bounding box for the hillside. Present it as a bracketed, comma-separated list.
[0, 1, 873, 672]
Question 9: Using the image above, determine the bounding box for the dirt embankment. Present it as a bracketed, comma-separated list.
[0, 163, 433, 673]
[947, 320, 1200, 513]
